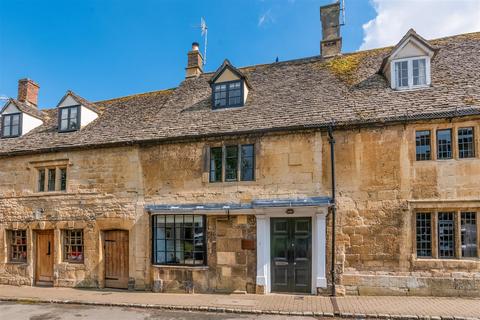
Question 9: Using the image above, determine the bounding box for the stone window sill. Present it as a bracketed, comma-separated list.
[414, 258, 479, 263]
[6, 261, 28, 265]
[152, 265, 209, 271]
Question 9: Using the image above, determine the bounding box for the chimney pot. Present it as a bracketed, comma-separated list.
[320, 2, 342, 57]
[186, 42, 204, 78]
[17, 78, 40, 107]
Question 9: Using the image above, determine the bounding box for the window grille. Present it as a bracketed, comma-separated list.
[10, 230, 27, 263]
[438, 212, 455, 258]
[416, 213, 432, 257]
[458, 127, 475, 158]
[64, 230, 84, 263]
[461, 212, 477, 258]
[437, 129, 452, 160]
[415, 130, 431, 161]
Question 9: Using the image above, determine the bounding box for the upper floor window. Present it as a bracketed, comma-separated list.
[37, 167, 67, 192]
[213, 81, 243, 109]
[393, 57, 429, 90]
[415, 130, 431, 161]
[2, 113, 21, 138]
[59, 106, 80, 132]
[458, 127, 475, 158]
[209, 144, 255, 183]
[436, 129, 452, 160]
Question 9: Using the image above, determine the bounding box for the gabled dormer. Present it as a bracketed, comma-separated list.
[381, 29, 436, 90]
[0, 79, 44, 138]
[209, 60, 251, 109]
[56, 91, 99, 132]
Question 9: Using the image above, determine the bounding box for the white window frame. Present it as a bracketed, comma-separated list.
[391, 56, 431, 90]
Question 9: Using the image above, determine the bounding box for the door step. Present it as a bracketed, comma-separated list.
[35, 281, 53, 287]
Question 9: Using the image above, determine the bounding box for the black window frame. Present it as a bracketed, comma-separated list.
[1, 112, 22, 138]
[63, 229, 84, 263]
[9, 230, 27, 263]
[37, 166, 67, 193]
[208, 144, 255, 183]
[436, 129, 453, 160]
[438, 212, 455, 259]
[416, 212, 432, 258]
[212, 80, 244, 109]
[461, 212, 477, 258]
[151, 214, 207, 266]
[58, 105, 81, 132]
[415, 130, 431, 161]
[458, 127, 475, 159]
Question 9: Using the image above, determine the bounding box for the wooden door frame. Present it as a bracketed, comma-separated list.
[102, 229, 129, 289]
[34, 229, 55, 286]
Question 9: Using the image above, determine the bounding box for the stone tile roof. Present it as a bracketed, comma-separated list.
[0, 32, 479, 156]
[1, 98, 45, 120]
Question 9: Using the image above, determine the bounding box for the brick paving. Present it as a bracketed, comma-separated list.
[0, 285, 479, 319]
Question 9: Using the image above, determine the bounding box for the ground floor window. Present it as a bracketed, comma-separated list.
[152, 214, 206, 266]
[415, 211, 478, 259]
[9, 230, 27, 263]
[63, 229, 84, 263]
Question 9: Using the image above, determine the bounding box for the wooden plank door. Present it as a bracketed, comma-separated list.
[36, 230, 54, 286]
[271, 217, 312, 293]
[104, 230, 129, 289]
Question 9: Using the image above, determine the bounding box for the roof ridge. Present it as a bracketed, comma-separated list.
[94, 88, 175, 104]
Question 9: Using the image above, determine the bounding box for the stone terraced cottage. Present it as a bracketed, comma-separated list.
[0, 3, 479, 296]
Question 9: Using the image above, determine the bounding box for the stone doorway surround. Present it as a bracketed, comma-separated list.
[255, 206, 328, 294]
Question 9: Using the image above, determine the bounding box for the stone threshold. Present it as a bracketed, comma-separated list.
[1, 297, 477, 320]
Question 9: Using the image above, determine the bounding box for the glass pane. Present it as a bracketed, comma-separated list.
[2, 124, 9, 137]
[241, 144, 254, 181]
[437, 129, 452, 159]
[413, 59, 426, 86]
[438, 212, 455, 258]
[461, 212, 477, 258]
[415, 130, 431, 161]
[458, 127, 475, 158]
[225, 145, 238, 181]
[395, 61, 409, 87]
[61, 108, 69, 120]
[11, 125, 19, 136]
[4, 115, 11, 126]
[12, 114, 20, 125]
[155, 251, 166, 264]
[48, 168, 56, 191]
[60, 168, 67, 191]
[416, 212, 432, 257]
[38, 169, 45, 192]
[209, 147, 222, 182]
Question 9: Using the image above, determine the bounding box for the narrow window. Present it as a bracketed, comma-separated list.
[438, 212, 455, 258]
[415, 130, 431, 161]
[48, 168, 56, 191]
[64, 230, 84, 263]
[9, 230, 27, 263]
[59, 106, 79, 132]
[38, 169, 46, 192]
[209, 147, 223, 182]
[437, 129, 452, 160]
[213, 80, 243, 109]
[458, 127, 475, 158]
[60, 168, 67, 191]
[152, 214, 206, 266]
[2, 113, 21, 138]
[395, 61, 409, 88]
[461, 212, 477, 258]
[225, 145, 238, 181]
[240, 144, 255, 181]
[412, 58, 426, 86]
[416, 212, 432, 258]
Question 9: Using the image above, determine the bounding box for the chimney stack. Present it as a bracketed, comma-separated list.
[320, 2, 342, 57]
[186, 42, 204, 78]
[18, 78, 39, 107]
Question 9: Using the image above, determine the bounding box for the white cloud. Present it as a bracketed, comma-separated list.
[258, 9, 274, 27]
[0, 94, 9, 101]
[360, 0, 480, 50]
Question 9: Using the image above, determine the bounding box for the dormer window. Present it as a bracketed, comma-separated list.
[393, 57, 428, 89]
[213, 80, 243, 109]
[2, 113, 22, 138]
[59, 105, 80, 132]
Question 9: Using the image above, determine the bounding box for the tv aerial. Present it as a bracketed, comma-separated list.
[196, 17, 208, 67]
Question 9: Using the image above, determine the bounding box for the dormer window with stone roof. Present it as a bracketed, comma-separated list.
[381, 29, 436, 91]
[56, 91, 99, 133]
[0, 79, 44, 139]
[209, 59, 250, 110]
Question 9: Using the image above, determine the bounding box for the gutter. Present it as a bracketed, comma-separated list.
[327, 125, 337, 296]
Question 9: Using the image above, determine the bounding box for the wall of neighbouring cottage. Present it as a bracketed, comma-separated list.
[323, 117, 480, 296]
[0, 146, 146, 288]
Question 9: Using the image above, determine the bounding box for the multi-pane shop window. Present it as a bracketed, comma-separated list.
[209, 144, 255, 182]
[416, 213, 432, 258]
[458, 127, 475, 158]
[152, 214, 206, 266]
[63, 230, 84, 263]
[437, 129, 452, 160]
[416, 211, 478, 259]
[9, 230, 27, 263]
[415, 130, 431, 161]
[461, 212, 477, 258]
[438, 212, 455, 258]
[37, 167, 67, 192]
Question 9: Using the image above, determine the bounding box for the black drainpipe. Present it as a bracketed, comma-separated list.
[327, 125, 336, 296]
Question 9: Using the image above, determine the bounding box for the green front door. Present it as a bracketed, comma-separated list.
[271, 217, 312, 293]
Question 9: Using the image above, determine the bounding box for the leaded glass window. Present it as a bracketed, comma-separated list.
[2, 113, 21, 138]
[437, 129, 452, 160]
[416, 130, 431, 161]
[213, 80, 243, 109]
[48, 168, 56, 191]
[240, 144, 255, 181]
[59, 106, 79, 132]
[209, 147, 222, 182]
[225, 145, 238, 181]
[461, 212, 477, 258]
[64, 230, 84, 263]
[209, 144, 255, 183]
[458, 127, 475, 158]
[416, 212, 432, 258]
[9, 230, 27, 263]
[152, 214, 206, 266]
[438, 212, 455, 258]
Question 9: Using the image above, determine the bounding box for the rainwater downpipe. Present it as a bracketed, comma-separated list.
[327, 125, 336, 296]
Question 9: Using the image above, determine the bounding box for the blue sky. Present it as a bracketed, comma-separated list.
[0, 0, 478, 108]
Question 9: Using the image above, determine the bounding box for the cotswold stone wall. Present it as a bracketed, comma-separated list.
[323, 118, 480, 296]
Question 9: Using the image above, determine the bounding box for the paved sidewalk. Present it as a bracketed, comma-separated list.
[0, 285, 479, 319]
